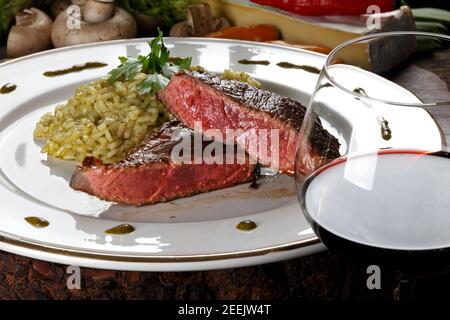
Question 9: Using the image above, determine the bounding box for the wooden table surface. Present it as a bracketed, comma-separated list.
[389, 49, 450, 144]
[0, 48, 449, 300]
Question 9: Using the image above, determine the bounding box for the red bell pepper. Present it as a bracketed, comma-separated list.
[251, 0, 395, 16]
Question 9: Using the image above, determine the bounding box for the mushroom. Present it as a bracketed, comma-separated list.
[83, 0, 115, 24]
[71, 0, 87, 6]
[6, 8, 53, 58]
[50, 0, 70, 19]
[51, 0, 137, 48]
[170, 3, 230, 37]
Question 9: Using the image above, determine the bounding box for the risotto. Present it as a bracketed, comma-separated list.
[34, 73, 170, 163]
[222, 69, 261, 88]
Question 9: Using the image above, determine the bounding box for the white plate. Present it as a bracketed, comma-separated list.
[0, 38, 442, 271]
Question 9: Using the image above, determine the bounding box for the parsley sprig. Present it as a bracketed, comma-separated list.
[108, 28, 192, 95]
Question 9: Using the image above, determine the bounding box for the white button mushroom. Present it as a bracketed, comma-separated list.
[50, 0, 70, 19]
[83, 0, 115, 24]
[51, 0, 137, 48]
[170, 3, 230, 37]
[6, 8, 53, 58]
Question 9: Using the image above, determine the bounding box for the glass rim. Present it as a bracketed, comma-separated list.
[324, 31, 450, 107]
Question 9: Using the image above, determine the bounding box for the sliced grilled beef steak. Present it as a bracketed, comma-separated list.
[157, 71, 340, 175]
[70, 120, 257, 206]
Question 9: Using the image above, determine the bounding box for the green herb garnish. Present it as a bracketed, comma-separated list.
[107, 28, 192, 95]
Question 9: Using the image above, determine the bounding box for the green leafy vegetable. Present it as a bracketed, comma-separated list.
[115, 0, 195, 27]
[410, 8, 450, 52]
[416, 38, 444, 52]
[137, 73, 170, 94]
[108, 28, 192, 95]
[0, 0, 33, 39]
[108, 58, 142, 83]
[415, 21, 448, 34]
[412, 8, 450, 27]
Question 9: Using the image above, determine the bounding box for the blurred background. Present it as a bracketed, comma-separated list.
[0, 0, 449, 61]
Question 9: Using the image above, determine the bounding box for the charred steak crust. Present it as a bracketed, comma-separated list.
[70, 120, 257, 206]
[185, 70, 306, 131]
[119, 120, 189, 166]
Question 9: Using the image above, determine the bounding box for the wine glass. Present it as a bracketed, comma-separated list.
[295, 31, 450, 298]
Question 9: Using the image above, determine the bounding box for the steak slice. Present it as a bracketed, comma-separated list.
[157, 71, 340, 174]
[70, 120, 257, 206]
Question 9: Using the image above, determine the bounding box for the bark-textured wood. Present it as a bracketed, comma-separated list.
[0, 48, 449, 300]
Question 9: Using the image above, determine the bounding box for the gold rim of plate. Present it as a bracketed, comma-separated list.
[0, 232, 320, 263]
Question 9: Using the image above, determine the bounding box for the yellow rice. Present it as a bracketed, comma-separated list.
[34, 73, 170, 163]
[222, 69, 261, 88]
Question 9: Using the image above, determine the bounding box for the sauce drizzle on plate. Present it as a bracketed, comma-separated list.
[238, 59, 270, 66]
[0, 83, 17, 94]
[236, 220, 257, 231]
[25, 216, 49, 228]
[43, 62, 107, 77]
[276, 62, 320, 74]
[105, 224, 135, 235]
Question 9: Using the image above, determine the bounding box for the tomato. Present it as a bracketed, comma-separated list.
[251, 0, 395, 16]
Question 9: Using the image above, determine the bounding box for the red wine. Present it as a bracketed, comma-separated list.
[300, 150, 450, 272]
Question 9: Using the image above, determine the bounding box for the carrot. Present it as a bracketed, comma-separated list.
[265, 40, 331, 54]
[206, 24, 279, 42]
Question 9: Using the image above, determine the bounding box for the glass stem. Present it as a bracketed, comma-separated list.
[393, 272, 416, 300]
